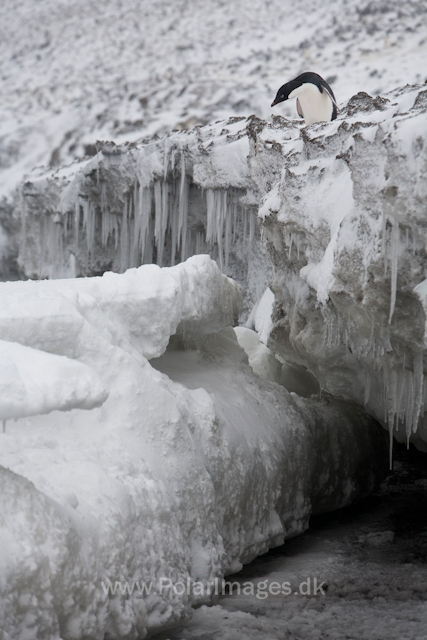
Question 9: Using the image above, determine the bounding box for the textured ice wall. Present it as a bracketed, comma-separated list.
[0, 255, 387, 639]
[17, 118, 270, 318]
[254, 84, 427, 454]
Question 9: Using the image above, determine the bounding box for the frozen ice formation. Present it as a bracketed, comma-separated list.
[256, 85, 427, 456]
[14, 83, 427, 454]
[0, 255, 387, 639]
[0, 339, 108, 422]
[16, 117, 270, 319]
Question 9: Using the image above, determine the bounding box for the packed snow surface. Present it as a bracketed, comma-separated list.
[0, 256, 387, 639]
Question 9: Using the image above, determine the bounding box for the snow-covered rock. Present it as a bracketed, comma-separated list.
[0, 256, 387, 639]
[256, 84, 427, 454]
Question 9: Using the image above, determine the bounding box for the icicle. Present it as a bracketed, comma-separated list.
[206, 189, 227, 271]
[178, 153, 188, 261]
[388, 420, 394, 471]
[364, 372, 371, 406]
[388, 219, 399, 324]
[243, 207, 248, 243]
[412, 352, 424, 434]
[2, 419, 6, 433]
[382, 209, 387, 275]
[154, 181, 169, 266]
[142, 186, 152, 263]
[170, 181, 179, 266]
[224, 202, 232, 270]
[129, 181, 140, 266]
[395, 368, 405, 431]
[384, 364, 402, 469]
[163, 141, 169, 180]
[81, 199, 96, 257]
[232, 204, 238, 244]
[404, 369, 414, 447]
[74, 200, 81, 249]
[249, 210, 256, 244]
[170, 148, 176, 173]
[119, 196, 129, 272]
[288, 233, 293, 260]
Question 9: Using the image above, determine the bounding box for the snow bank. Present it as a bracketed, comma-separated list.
[255, 84, 427, 453]
[0, 256, 387, 639]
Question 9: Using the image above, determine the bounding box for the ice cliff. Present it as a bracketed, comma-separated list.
[17, 119, 268, 318]
[14, 82, 427, 455]
[257, 84, 427, 456]
[0, 255, 386, 639]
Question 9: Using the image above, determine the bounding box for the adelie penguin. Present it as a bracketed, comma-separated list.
[271, 72, 338, 125]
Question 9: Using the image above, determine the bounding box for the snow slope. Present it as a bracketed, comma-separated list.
[0, 0, 426, 200]
[0, 255, 387, 639]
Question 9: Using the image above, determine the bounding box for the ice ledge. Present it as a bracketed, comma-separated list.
[255, 84, 427, 452]
[0, 254, 242, 360]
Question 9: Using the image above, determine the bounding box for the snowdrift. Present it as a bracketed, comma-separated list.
[0, 256, 386, 639]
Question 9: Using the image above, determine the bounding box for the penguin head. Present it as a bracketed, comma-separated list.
[271, 77, 303, 107]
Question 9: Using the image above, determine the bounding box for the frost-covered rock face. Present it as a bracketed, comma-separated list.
[256, 84, 427, 454]
[0, 255, 387, 640]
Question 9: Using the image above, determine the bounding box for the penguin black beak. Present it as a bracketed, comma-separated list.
[271, 100, 277, 107]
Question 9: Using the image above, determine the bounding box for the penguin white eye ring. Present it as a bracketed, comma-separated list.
[271, 72, 338, 126]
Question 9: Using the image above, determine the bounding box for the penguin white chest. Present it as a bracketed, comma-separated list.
[289, 83, 333, 125]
